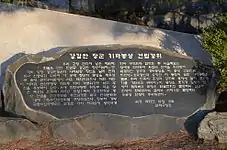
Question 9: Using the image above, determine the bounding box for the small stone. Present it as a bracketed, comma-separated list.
[147, 19, 155, 27]
[198, 112, 227, 144]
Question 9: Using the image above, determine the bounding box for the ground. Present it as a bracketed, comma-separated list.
[0, 129, 222, 150]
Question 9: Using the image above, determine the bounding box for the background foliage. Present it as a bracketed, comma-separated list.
[201, 13, 227, 92]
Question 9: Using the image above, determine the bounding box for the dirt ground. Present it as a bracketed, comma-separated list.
[0, 127, 223, 150]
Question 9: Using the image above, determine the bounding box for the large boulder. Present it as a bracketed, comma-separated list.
[198, 112, 227, 144]
[198, 91, 227, 144]
[2, 44, 219, 144]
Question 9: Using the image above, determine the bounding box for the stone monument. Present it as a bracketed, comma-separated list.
[2, 44, 219, 144]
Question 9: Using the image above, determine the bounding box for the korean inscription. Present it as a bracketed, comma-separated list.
[15, 48, 215, 118]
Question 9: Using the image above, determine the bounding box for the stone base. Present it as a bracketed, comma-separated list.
[49, 114, 185, 145]
[0, 114, 185, 145]
[0, 117, 41, 144]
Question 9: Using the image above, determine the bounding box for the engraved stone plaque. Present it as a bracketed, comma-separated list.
[11, 45, 217, 119]
[3, 45, 219, 144]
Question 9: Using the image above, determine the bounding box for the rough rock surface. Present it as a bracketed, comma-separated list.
[2, 52, 59, 124]
[198, 112, 227, 144]
[0, 117, 41, 144]
[49, 114, 185, 145]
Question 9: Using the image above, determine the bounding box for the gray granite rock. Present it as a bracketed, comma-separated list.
[131, 115, 186, 139]
[49, 114, 186, 145]
[50, 114, 132, 145]
[198, 112, 227, 144]
[0, 117, 41, 144]
[2, 44, 218, 144]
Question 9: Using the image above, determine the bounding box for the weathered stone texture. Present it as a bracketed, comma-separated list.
[198, 112, 227, 144]
[49, 114, 185, 145]
[0, 117, 41, 144]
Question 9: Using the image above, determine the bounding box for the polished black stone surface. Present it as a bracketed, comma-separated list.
[15, 47, 217, 118]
